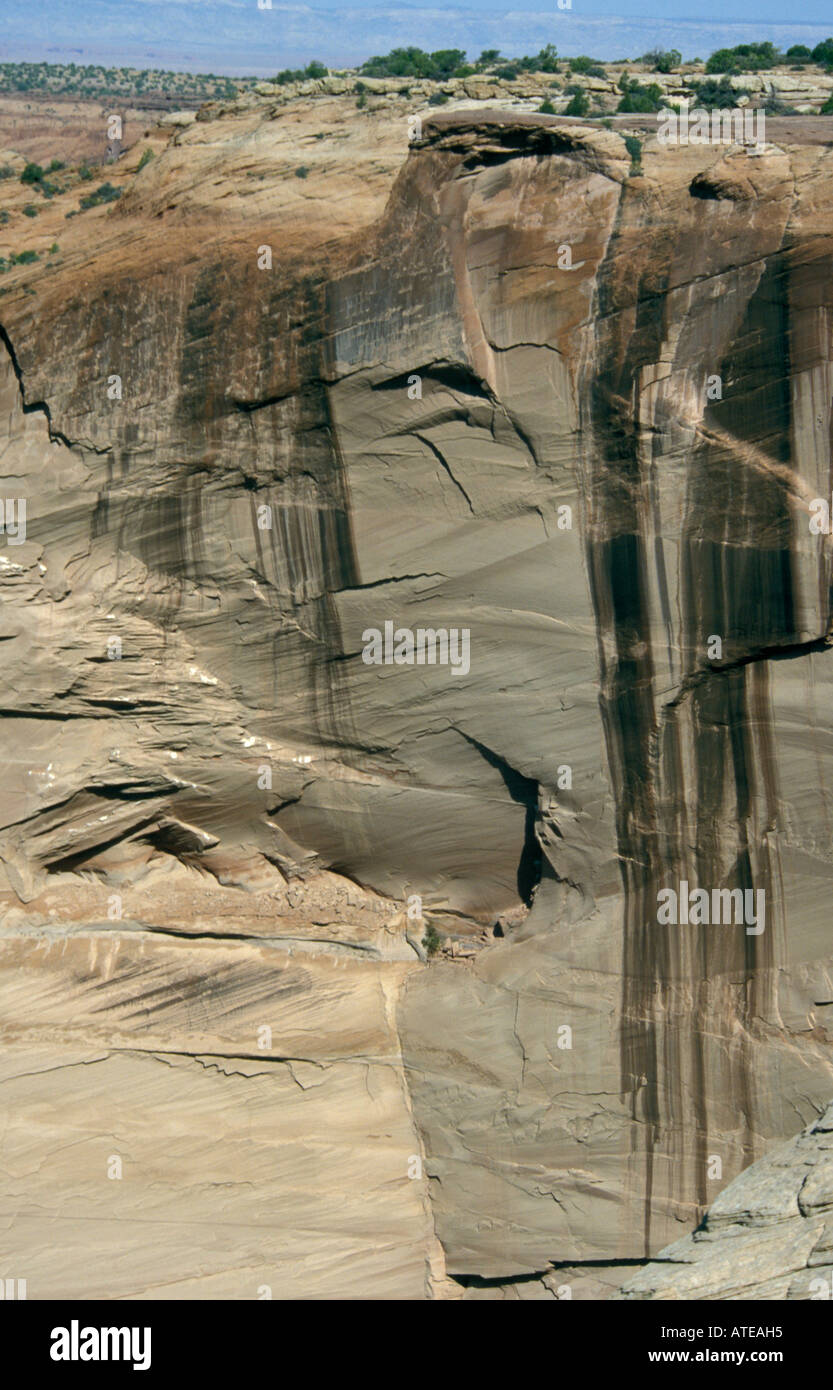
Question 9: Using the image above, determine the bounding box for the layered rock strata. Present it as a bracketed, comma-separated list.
[1, 105, 833, 1296]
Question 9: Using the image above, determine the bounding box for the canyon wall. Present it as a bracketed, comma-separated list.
[1, 100, 833, 1296]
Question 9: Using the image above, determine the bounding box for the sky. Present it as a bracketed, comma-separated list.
[0, 0, 831, 76]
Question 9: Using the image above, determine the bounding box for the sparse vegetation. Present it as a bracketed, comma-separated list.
[642, 48, 681, 73]
[275, 60, 328, 85]
[569, 56, 606, 78]
[705, 42, 780, 75]
[763, 95, 799, 115]
[617, 77, 665, 113]
[624, 134, 643, 173]
[0, 248, 40, 273]
[358, 43, 559, 82]
[0, 60, 241, 102]
[428, 91, 449, 105]
[136, 148, 154, 171]
[361, 47, 466, 80]
[690, 77, 751, 108]
[564, 87, 590, 117]
[78, 181, 121, 211]
[422, 924, 443, 957]
[813, 38, 833, 68]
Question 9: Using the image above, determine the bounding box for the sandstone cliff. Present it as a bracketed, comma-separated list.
[615, 1102, 833, 1299]
[1, 94, 833, 1298]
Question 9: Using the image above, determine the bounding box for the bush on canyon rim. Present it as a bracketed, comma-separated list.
[569, 55, 606, 77]
[642, 48, 681, 72]
[705, 42, 780, 74]
[564, 88, 590, 116]
[617, 77, 664, 112]
[360, 47, 466, 80]
[812, 38, 833, 67]
[359, 44, 559, 81]
[275, 59, 328, 85]
[690, 77, 752, 108]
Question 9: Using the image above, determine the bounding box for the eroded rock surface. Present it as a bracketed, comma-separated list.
[615, 1102, 833, 1299]
[2, 98, 833, 1297]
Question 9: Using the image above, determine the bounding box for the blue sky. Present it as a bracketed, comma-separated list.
[0, 0, 831, 76]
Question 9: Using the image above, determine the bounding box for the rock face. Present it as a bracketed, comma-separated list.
[2, 98, 833, 1297]
[615, 1103, 833, 1299]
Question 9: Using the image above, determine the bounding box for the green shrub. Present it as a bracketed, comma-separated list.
[0, 210, 8, 224]
[812, 38, 833, 67]
[705, 42, 780, 74]
[642, 48, 681, 73]
[78, 161, 94, 181]
[360, 46, 465, 80]
[78, 181, 121, 210]
[564, 89, 590, 116]
[690, 77, 751, 108]
[624, 133, 642, 170]
[494, 65, 518, 81]
[20, 162, 44, 184]
[22, 203, 38, 216]
[356, 93, 366, 108]
[820, 92, 833, 113]
[47, 158, 64, 171]
[786, 45, 812, 60]
[428, 91, 449, 104]
[48, 242, 59, 253]
[535, 43, 559, 73]
[136, 147, 154, 170]
[422, 924, 443, 957]
[617, 79, 664, 112]
[0, 165, 16, 179]
[275, 58, 328, 84]
[294, 165, 309, 178]
[763, 95, 798, 115]
[539, 98, 556, 114]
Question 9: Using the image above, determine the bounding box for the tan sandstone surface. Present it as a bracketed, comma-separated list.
[1, 86, 833, 1297]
